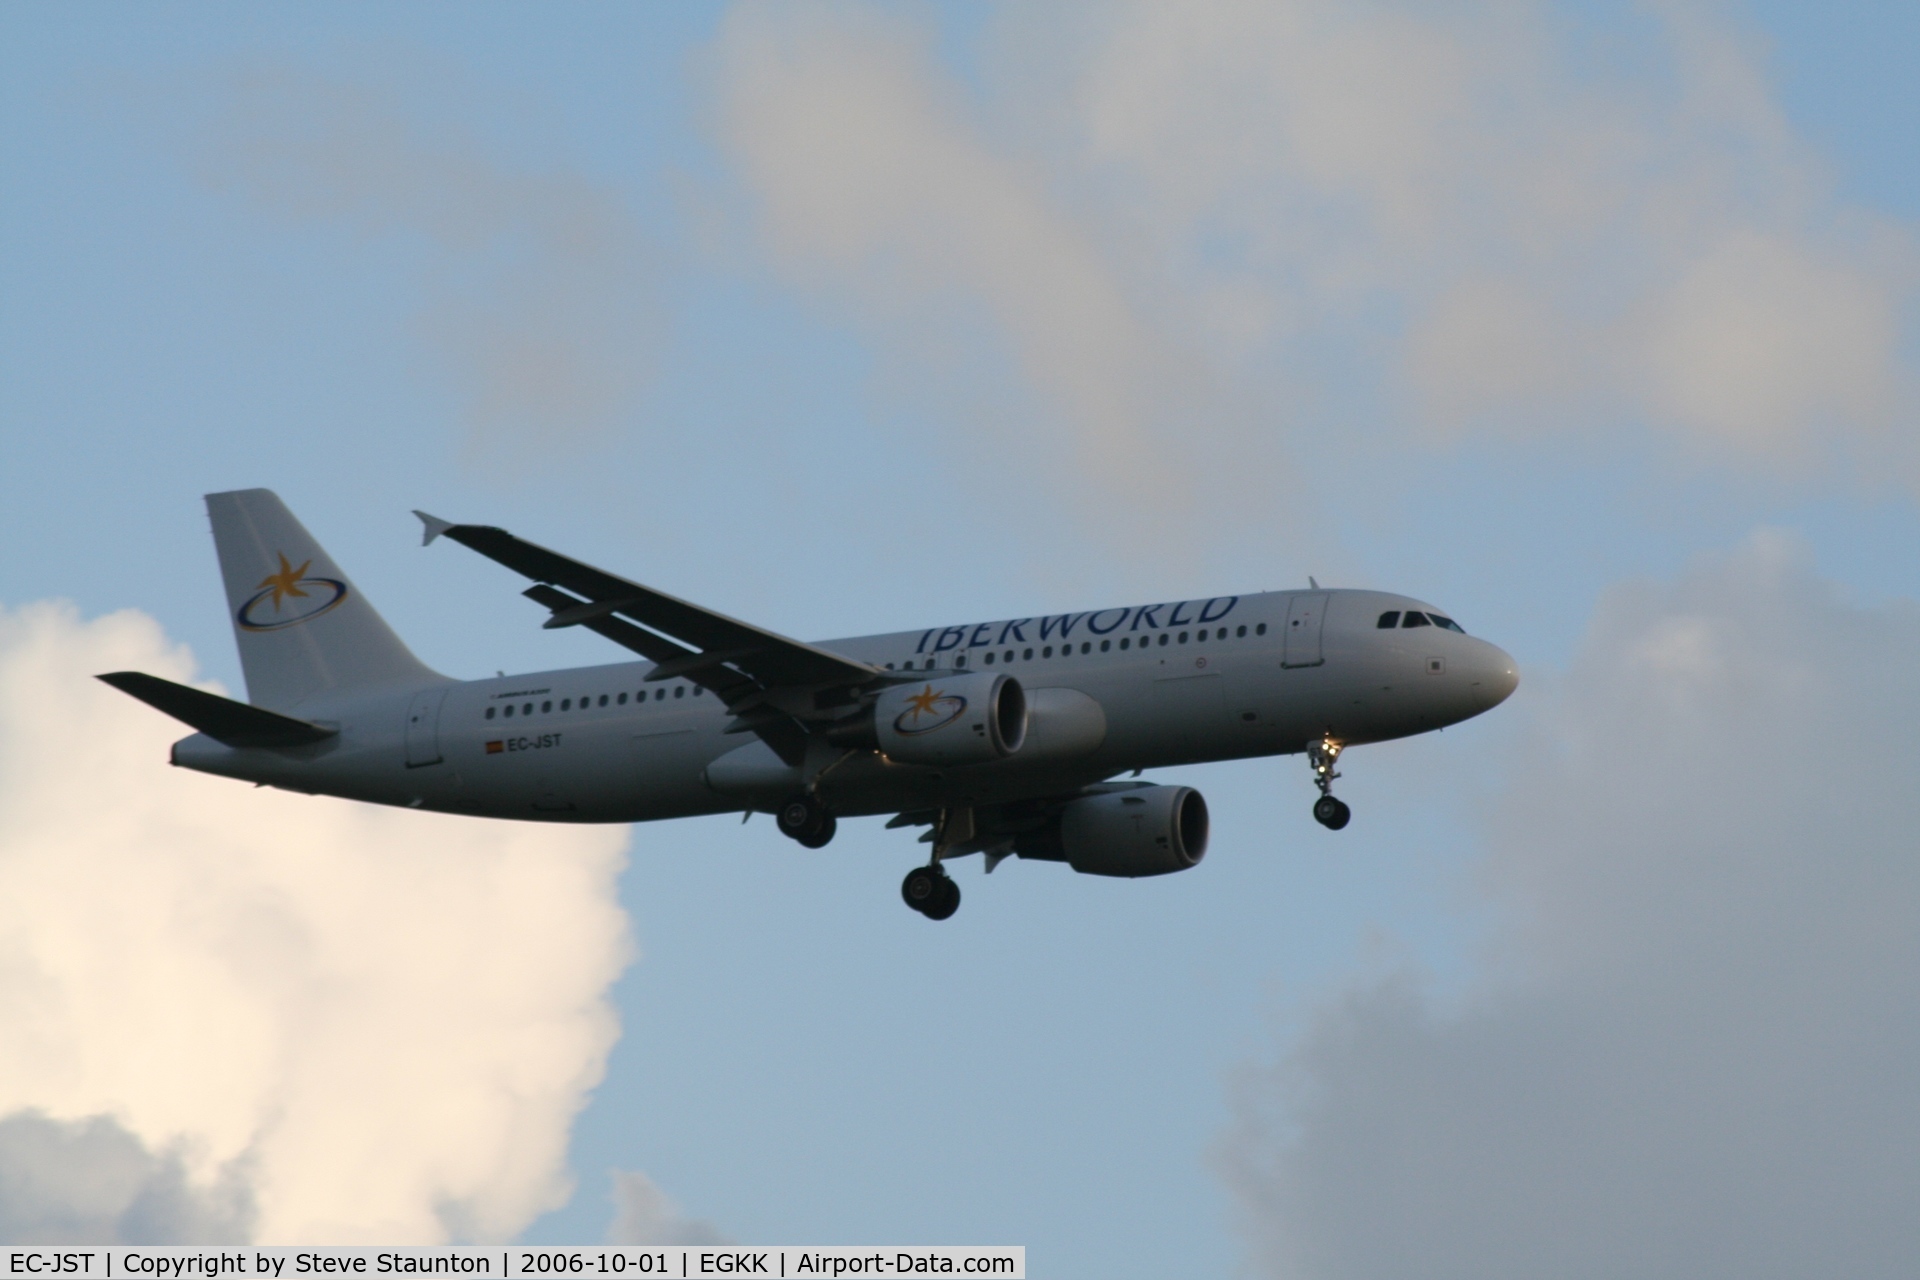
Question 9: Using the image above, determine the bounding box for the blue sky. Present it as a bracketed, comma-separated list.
[2, 3, 1917, 1275]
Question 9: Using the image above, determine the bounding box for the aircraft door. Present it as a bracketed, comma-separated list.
[404, 687, 447, 767]
[1282, 593, 1327, 668]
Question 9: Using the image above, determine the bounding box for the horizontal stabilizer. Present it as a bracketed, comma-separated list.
[97, 672, 338, 750]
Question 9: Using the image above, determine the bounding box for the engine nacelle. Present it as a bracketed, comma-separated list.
[868, 672, 1026, 766]
[1017, 784, 1209, 878]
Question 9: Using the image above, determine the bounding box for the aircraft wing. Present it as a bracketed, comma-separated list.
[417, 513, 883, 765]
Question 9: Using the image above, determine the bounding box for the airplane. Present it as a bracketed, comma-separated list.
[100, 490, 1518, 920]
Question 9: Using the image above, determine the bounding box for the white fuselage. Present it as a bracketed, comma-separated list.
[172, 588, 1517, 822]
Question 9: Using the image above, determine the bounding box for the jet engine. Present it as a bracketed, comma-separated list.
[836, 671, 1027, 767]
[1015, 784, 1209, 878]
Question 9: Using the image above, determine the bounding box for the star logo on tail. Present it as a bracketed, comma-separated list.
[235, 552, 348, 632]
[255, 552, 313, 613]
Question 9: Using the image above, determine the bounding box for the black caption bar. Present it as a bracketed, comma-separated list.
[3, 1249, 1023, 1280]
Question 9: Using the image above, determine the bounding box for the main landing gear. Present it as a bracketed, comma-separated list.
[776, 794, 837, 848]
[1308, 736, 1351, 830]
[901, 864, 960, 920]
[900, 806, 971, 920]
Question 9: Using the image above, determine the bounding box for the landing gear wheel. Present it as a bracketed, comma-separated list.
[1313, 795, 1351, 830]
[901, 865, 941, 910]
[901, 865, 960, 918]
[777, 794, 831, 844]
[924, 875, 961, 920]
[794, 814, 837, 849]
[1306, 736, 1350, 830]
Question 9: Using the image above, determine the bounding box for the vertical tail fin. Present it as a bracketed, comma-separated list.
[206, 489, 441, 709]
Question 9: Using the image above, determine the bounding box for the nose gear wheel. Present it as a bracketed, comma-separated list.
[1307, 736, 1350, 830]
[1313, 794, 1351, 829]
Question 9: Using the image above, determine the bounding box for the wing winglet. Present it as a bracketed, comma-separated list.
[414, 510, 455, 547]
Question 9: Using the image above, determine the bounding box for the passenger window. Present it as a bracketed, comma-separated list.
[675, 686, 685, 698]
[695, 686, 704, 695]
[1004, 650, 1013, 663]
[1377, 611, 1400, 629]
[616, 692, 627, 705]
[655, 689, 665, 701]
[504, 705, 514, 718]
[1023, 648, 1033, 660]
[1402, 612, 1431, 628]
[1237, 625, 1247, 637]
[1042, 646, 1053, 658]
[1256, 623, 1267, 635]
[1431, 615, 1465, 633]
[886, 662, 894, 670]
[956, 654, 967, 667]
[1178, 631, 1189, 643]
[561, 699, 571, 711]
[599, 694, 609, 707]
[984, 652, 995, 665]
[542, 701, 552, 713]
[1081, 642, 1091, 654]
[523, 703, 533, 715]
[1159, 633, 1170, 646]
[486, 706, 496, 720]
[1100, 639, 1110, 652]
[1119, 638, 1130, 650]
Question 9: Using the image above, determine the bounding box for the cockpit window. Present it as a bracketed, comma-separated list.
[1429, 615, 1465, 633]
[1377, 611, 1401, 629]
[1402, 611, 1431, 628]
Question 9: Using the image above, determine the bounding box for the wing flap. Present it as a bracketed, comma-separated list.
[520, 585, 809, 767]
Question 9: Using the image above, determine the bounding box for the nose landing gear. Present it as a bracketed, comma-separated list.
[1308, 737, 1351, 830]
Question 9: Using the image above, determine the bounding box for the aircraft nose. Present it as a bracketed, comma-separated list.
[1471, 640, 1520, 709]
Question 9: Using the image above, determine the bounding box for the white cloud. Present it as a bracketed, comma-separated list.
[194, 65, 662, 453]
[0, 601, 632, 1242]
[709, 1, 1918, 497]
[1643, 228, 1900, 448]
[1063, 1, 1916, 463]
[709, 4, 1215, 532]
[0, 1110, 251, 1243]
[604, 1171, 725, 1247]
[1218, 533, 1920, 1278]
